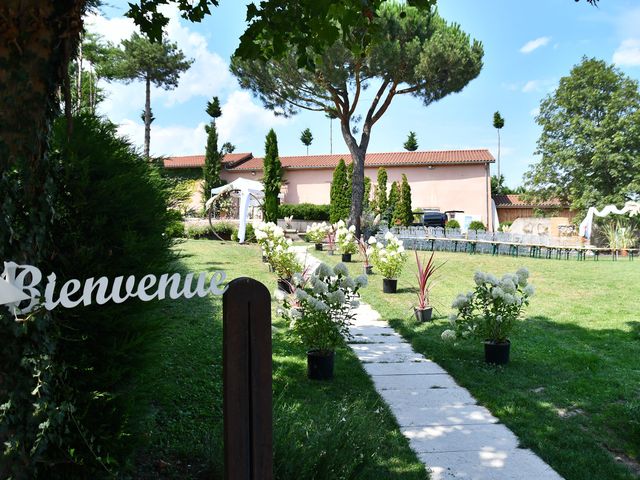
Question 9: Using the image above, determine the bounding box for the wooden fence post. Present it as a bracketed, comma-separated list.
[223, 277, 273, 480]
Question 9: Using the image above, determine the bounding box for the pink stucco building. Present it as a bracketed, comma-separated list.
[164, 149, 495, 228]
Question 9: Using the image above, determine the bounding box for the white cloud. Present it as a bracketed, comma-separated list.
[522, 80, 540, 93]
[613, 38, 640, 67]
[117, 119, 208, 157]
[519, 36, 551, 54]
[217, 91, 290, 149]
[85, 12, 135, 44]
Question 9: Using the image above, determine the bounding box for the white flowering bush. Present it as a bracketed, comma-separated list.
[306, 222, 330, 243]
[442, 267, 535, 343]
[255, 221, 301, 279]
[367, 232, 407, 279]
[335, 220, 358, 254]
[280, 262, 368, 353]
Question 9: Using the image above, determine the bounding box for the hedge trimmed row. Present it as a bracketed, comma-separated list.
[279, 203, 330, 221]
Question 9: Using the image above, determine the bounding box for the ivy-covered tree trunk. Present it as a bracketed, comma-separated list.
[341, 120, 370, 236]
[0, 1, 85, 476]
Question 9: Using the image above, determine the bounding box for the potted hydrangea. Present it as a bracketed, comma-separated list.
[335, 220, 357, 262]
[306, 222, 330, 251]
[441, 268, 535, 365]
[368, 232, 407, 293]
[255, 221, 285, 264]
[280, 263, 367, 380]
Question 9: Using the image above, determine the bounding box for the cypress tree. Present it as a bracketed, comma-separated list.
[263, 129, 282, 222]
[202, 96, 224, 206]
[330, 158, 350, 222]
[397, 174, 413, 226]
[388, 181, 399, 226]
[363, 176, 371, 210]
[375, 167, 388, 215]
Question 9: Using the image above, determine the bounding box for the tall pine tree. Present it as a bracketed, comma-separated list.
[396, 174, 413, 226]
[202, 96, 224, 205]
[262, 129, 282, 222]
[330, 159, 350, 222]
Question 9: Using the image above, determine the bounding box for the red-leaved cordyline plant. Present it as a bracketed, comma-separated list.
[415, 250, 444, 310]
[357, 236, 370, 266]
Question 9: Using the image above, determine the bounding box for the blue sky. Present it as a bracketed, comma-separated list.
[89, 0, 640, 188]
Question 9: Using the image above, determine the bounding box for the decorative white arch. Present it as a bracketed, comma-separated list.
[579, 201, 640, 240]
[206, 178, 265, 243]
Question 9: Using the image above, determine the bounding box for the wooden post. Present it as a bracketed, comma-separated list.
[223, 277, 273, 480]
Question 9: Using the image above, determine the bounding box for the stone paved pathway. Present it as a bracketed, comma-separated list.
[293, 247, 563, 480]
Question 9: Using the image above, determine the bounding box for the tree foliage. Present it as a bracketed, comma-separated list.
[330, 159, 351, 222]
[374, 167, 388, 215]
[524, 57, 640, 214]
[231, 2, 483, 234]
[102, 33, 192, 158]
[300, 128, 313, 154]
[388, 181, 400, 225]
[202, 96, 228, 204]
[403, 131, 419, 151]
[263, 129, 282, 222]
[395, 174, 413, 226]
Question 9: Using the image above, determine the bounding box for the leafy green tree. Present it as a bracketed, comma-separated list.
[374, 168, 388, 215]
[102, 33, 192, 159]
[491, 174, 518, 195]
[263, 129, 282, 222]
[404, 131, 419, 151]
[202, 96, 228, 205]
[388, 181, 400, 225]
[231, 2, 483, 235]
[363, 176, 372, 211]
[493, 111, 505, 177]
[524, 57, 640, 214]
[395, 174, 413, 226]
[300, 127, 313, 154]
[330, 159, 351, 222]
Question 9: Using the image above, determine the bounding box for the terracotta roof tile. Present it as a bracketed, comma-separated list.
[493, 194, 565, 208]
[227, 150, 494, 171]
[164, 153, 252, 169]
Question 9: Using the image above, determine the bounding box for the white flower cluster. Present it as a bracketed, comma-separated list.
[306, 222, 331, 243]
[334, 221, 357, 254]
[367, 232, 407, 279]
[255, 221, 300, 278]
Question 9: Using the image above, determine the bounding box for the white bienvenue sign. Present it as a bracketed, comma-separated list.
[1, 261, 228, 315]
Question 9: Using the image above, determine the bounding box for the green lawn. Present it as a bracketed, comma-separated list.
[316, 247, 640, 480]
[134, 239, 427, 479]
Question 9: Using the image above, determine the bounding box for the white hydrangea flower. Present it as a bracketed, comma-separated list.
[499, 278, 516, 294]
[289, 307, 302, 320]
[473, 271, 486, 286]
[486, 273, 499, 286]
[316, 263, 332, 278]
[354, 275, 368, 288]
[314, 299, 329, 311]
[341, 276, 356, 290]
[368, 236, 377, 245]
[503, 293, 515, 305]
[523, 284, 535, 297]
[295, 289, 308, 301]
[441, 329, 456, 341]
[327, 290, 346, 305]
[333, 263, 348, 276]
[451, 294, 468, 309]
[348, 225, 356, 232]
[292, 273, 304, 286]
[448, 313, 458, 325]
[491, 286, 504, 299]
[312, 280, 328, 294]
[350, 298, 360, 308]
[384, 231, 394, 241]
[274, 289, 286, 301]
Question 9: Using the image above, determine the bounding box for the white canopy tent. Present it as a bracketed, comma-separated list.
[206, 178, 264, 243]
[579, 201, 640, 240]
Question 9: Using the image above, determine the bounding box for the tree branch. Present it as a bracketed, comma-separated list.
[371, 80, 398, 125]
[348, 63, 362, 117]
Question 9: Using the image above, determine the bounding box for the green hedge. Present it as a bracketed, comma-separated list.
[446, 219, 460, 229]
[279, 203, 330, 221]
[468, 220, 486, 231]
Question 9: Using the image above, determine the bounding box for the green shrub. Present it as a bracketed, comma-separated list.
[185, 222, 238, 240]
[468, 220, 486, 231]
[499, 221, 513, 232]
[46, 114, 173, 477]
[279, 203, 330, 221]
[446, 219, 460, 229]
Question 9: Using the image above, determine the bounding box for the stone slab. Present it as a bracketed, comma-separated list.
[351, 343, 425, 363]
[401, 424, 520, 454]
[419, 448, 563, 480]
[372, 373, 460, 391]
[349, 333, 407, 344]
[364, 361, 448, 376]
[387, 403, 499, 428]
[378, 385, 477, 407]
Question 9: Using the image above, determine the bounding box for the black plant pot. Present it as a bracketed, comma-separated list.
[414, 307, 433, 322]
[484, 340, 510, 365]
[277, 278, 294, 294]
[364, 265, 373, 275]
[382, 278, 397, 293]
[315, 243, 323, 251]
[307, 350, 335, 380]
[262, 255, 268, 263]
[341, 253, 352, 262]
